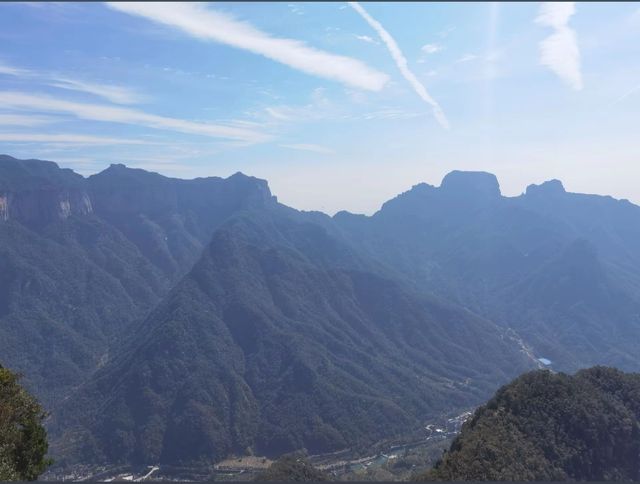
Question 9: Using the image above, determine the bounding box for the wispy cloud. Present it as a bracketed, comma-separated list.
[261, 86, 424, 125]
[263, 87, 333, 123]
[265, 107, 295, 121]
[421, 43, 443, 55]
[361, 109, 425, 120]
[0, 133, 149, 145]
[417, 43, 443, 66]
[0, 59, 145, 104]
[535, 2, 582, 90]
[0, 91, 271, 143]
[287, 3, 303, 16]
[47, 77, 145, 104]
[349, 2, 449, 128]
[436, 25, 456, 39]
[280, 143, 335, 155]
[107, 2, 389, 92]
[355, 34, 378, 44]
[455, 53, 479, 64]
[0, 114, 57, 127]
[0, 60, 31, 77]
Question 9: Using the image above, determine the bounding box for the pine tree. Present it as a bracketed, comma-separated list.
[0, 365, 52, 481]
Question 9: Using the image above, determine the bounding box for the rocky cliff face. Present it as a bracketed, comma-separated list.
[0, 194, 8, 222]
[0, 156, 273, 234]
[85, 164, 277, 279]
[0, 155, 93, 227]
[0, 188, 93, 226]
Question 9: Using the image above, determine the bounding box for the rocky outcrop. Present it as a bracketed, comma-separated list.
[0, 194, 8, 221]
[0, 155, 93, 226]
[0, 188, 93, 225]
[440, 170, 502, 199]
[525, 179, 566, 197]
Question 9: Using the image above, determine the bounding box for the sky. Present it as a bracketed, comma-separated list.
[0, 2, 639, 215]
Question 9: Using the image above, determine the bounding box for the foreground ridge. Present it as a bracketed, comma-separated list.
[420, 367, 640, 481]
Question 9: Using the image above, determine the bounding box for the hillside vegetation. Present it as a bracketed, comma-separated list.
[4, 155, 640, 470]
[0, 365, 50, 481]
[421, 367, 640, 481]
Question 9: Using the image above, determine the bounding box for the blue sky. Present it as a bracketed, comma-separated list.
[0, 2, 639, 214]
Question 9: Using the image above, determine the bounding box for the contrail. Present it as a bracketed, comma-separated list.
[349, 2, 450, 129]
[611, 83, 640, 106]
[107, 2, 389, 92]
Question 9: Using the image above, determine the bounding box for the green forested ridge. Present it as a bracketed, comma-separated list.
[0, 365, 51, 481]
[254, 452, 329, 481]
[0, 155, 275, 406]
[51, 207, 532, 466]
[420, 367, 640, 481]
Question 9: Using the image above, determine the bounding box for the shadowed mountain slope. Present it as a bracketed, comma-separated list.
[52, 206, 533, 466]
[0, 156, 275, 405]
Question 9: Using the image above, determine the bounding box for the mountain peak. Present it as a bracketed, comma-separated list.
[525, 179, 566, 196]
[440, 170, 501, 198]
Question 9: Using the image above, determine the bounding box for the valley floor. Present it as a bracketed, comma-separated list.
[44, 410, 472, 482]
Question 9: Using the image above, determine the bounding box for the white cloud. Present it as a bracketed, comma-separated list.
[355, 34, 377, 44]
[0, 114, 56, 126]
[0, 60, 144, 104]
[349, 2, 449, 128]
[361, 109, 424, 120]
[535, 2, 582, 90]
[264, 103, 325, 123]
[456, 54, 478, 63]
[280, 143, 335, 155]
[265, 107, 294, 121]
[421, 43, 443, 54]
[287, 3, 303, 15]
[47, 77, 145, 104]
[107, 2, 389, 92]
[455, 53, 477, 63]
[536, 2, 575, 29]
[0, 91, 271, 143]
[436, 25, 456, 39]
[0, 133, 149, 145]
[0, 61, 30, 76]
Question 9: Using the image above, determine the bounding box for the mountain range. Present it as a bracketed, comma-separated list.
[1, 154, 640, 469]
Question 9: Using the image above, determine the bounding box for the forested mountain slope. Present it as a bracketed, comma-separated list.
[421, 367, 640, 481]
[0, 155, 275, 405]
[51, 206, 533, 466]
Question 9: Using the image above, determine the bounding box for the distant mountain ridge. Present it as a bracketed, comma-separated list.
[1, 154, 640, 470]
[333, 170, 640, 371]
